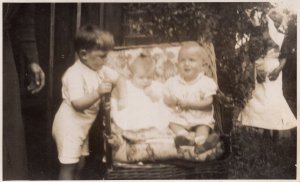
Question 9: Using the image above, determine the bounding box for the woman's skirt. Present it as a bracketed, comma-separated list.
[238, 55, 297, 131]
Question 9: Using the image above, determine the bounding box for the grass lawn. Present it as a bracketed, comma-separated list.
[228, 124, 297, 179]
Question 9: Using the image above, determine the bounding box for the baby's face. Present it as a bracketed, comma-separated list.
[268, 9, 289, 34]
[132, 69, 153, 89]
[178, 47, 203, 81]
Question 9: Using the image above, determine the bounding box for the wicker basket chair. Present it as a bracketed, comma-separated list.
[98, 43, 234, 180]
[99, 93, 233, 180]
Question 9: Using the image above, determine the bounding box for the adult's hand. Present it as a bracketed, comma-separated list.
[256, 69, 267, 83]
[27, 63, 45, 94]
[268, 67, 280, 81]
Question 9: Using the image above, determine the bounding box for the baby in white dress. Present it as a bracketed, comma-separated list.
[164, 42, 219, 154]
[111, 52, 170, 141]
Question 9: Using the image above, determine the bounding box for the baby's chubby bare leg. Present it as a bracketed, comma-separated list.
[194, 125, 210, 145]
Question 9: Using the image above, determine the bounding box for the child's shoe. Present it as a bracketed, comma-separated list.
[174, 134, 195, 146]
[194, 133, 219, 154]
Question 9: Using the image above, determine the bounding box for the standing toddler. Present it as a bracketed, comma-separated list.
[52, 25, 120, 180]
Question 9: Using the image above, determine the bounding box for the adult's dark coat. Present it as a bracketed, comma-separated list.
[3, 3, 39, 180]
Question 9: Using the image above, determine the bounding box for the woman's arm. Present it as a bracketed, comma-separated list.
[268, 57, 287, 81]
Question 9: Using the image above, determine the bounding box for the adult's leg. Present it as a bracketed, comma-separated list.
[3, 32, 28, 180]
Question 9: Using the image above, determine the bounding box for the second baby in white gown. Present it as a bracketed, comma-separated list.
[111, 52, 170, 134]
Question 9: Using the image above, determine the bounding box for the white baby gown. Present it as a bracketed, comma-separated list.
[111, 80, 170, 131]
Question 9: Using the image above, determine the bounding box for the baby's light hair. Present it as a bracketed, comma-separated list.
[129, 52, 155, 75]
[178, 41, 210, 64]
[75, 24, 115, 53]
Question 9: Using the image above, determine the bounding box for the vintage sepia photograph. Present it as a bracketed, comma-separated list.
[2, 1, 298, 180]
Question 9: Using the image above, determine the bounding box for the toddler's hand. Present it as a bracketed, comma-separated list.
[98, 82, 112, 96]
[177, 99, 189, 111]
[164, 94, 177, 107]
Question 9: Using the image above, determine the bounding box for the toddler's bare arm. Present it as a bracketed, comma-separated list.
[71, 82, 112, 111]
[179, 95, 213, 111]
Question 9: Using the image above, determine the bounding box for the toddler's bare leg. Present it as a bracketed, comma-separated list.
[194, 125, 219, 154]
[74, 156, 86, 180]
[170, 123, 194, 146]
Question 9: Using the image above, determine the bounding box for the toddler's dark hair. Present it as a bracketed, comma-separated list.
[75, 24, 114, 53]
